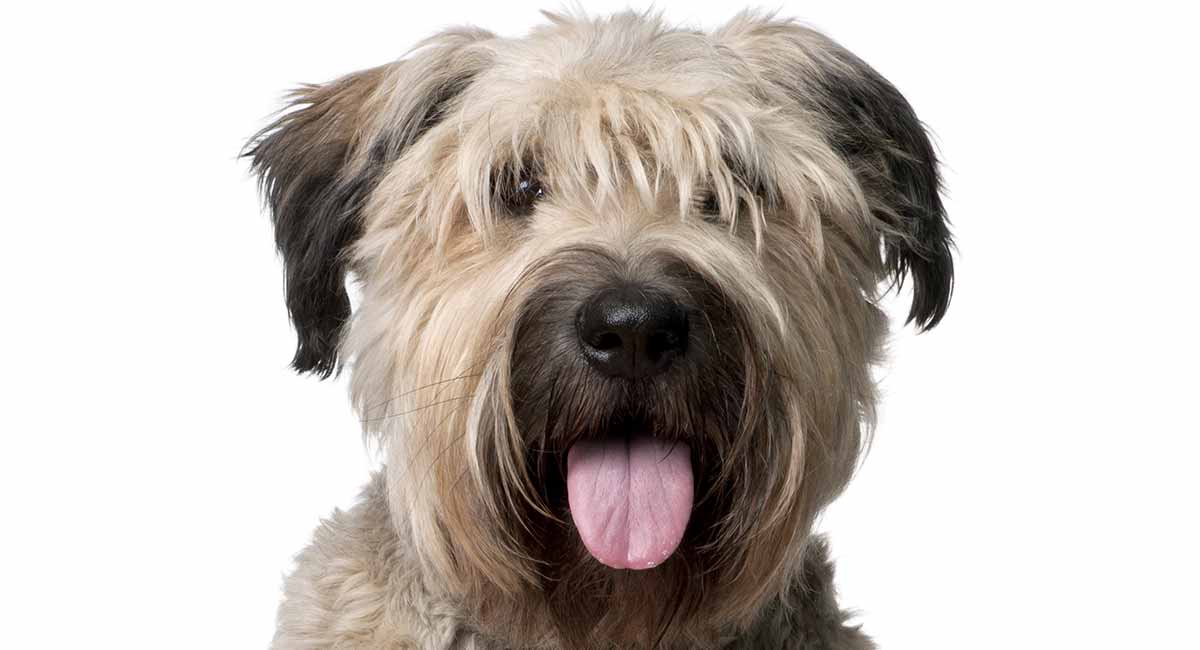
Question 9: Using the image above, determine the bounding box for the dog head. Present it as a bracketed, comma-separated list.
[247, 10, 951, 646]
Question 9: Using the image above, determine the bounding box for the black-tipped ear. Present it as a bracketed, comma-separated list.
[806, 32, 954, 330]
[244, 66, 389, 377]
[723, 17, 954, 329]
[244, 30, 492, 377]
[816, 45, 954, 330]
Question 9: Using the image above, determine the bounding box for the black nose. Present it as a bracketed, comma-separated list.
[576, 287, 689, 379]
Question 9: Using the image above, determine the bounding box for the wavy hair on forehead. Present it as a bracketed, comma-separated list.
[357, 14, 874, 263]
[479, 84, 867, 250]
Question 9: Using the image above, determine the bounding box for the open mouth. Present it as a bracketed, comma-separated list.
[565, 424, 694, 571]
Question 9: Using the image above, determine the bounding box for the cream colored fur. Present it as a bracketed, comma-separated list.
[249, 9, 952, 649]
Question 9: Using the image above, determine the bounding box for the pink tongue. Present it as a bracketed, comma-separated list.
[566, 436, 693, 570]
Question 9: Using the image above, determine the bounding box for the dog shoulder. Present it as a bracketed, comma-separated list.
[270, 472, 470, 649]
[730, 537, 876, 650]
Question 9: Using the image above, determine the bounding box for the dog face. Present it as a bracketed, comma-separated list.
[248, 11, 951, 646]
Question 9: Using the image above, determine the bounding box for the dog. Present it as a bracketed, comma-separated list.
[246, 9, 953, 649]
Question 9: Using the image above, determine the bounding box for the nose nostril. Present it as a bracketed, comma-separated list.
[577, 286, 689, 379]
[646, 330, 683, 359]
[592, 331, 624, 351]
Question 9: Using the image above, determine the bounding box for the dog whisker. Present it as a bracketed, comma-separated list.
[360, 370, 485, 413]
[359, 394, 476, 424]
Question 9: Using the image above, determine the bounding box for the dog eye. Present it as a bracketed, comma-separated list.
[502, 175, 545, 218]
[696, 191, 722, 224]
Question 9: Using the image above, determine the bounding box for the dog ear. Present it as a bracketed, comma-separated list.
[722, 15, 954, 329]
[245, 30, 493, 376]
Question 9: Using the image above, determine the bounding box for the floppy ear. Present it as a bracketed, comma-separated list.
[722, 15, 954, 329]
[245, 29, 493, 376]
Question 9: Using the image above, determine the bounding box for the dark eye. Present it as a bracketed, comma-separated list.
[697, 191, 721, 223]
[504, 174, 545, 218]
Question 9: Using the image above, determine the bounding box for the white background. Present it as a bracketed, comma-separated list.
[2, 1, 1197, 648]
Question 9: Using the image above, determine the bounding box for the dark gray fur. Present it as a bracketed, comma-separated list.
[243, 33, 491, 376]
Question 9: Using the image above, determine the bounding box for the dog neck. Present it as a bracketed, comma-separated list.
[287, 469, 869, 649]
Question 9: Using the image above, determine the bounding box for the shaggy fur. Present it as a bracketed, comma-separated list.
[247, 10, 952, 649]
